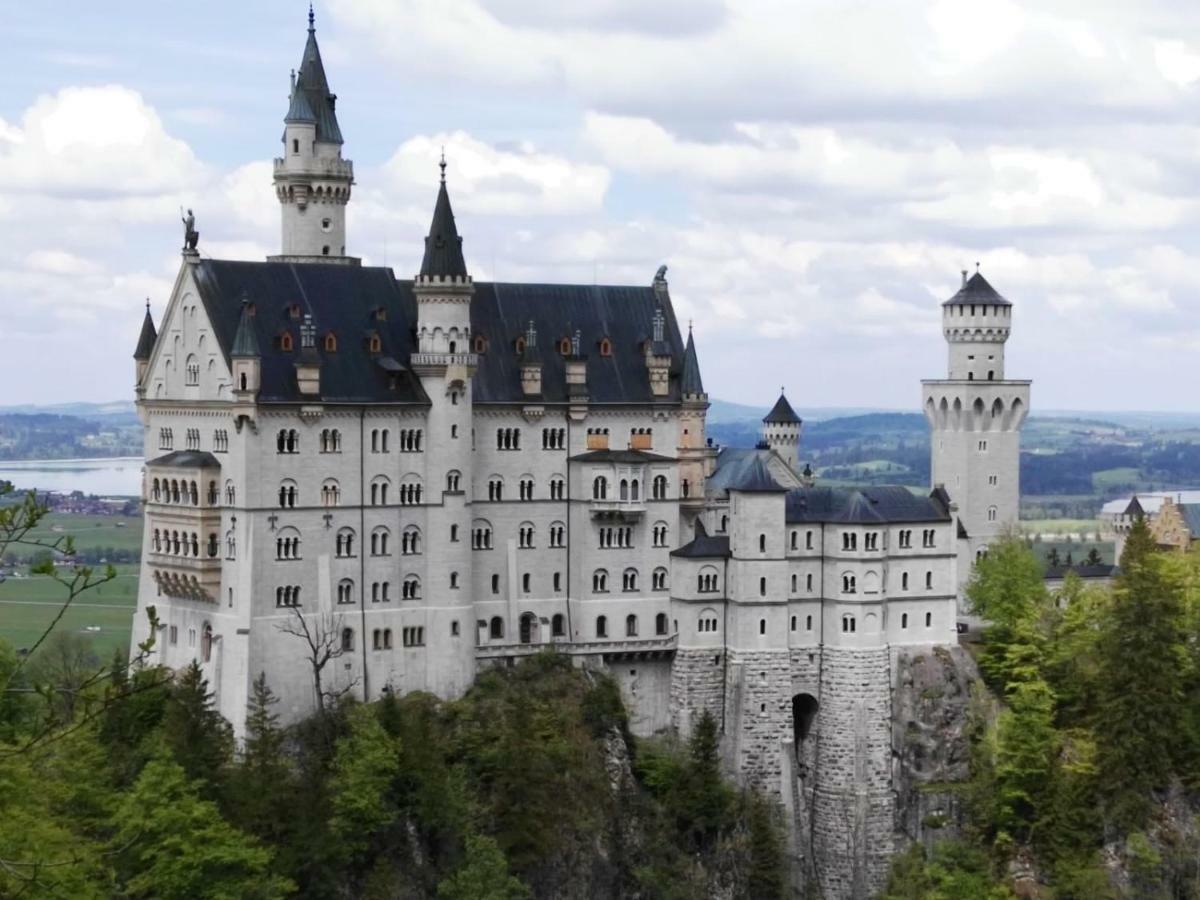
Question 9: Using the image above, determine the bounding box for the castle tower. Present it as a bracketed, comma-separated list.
[271, 8, 355, 262]
[922, 270, 1030, 571]
[762, 390, 801, 472]
[133, 300, 157, 392]
[676, 316, 715, 535]
[410, 160, 477, 697]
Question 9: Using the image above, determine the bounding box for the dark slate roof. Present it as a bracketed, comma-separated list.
[192, 260, 428, 404]
[292, 18, 342, 143]
[191, 259, 691, 406]
[784, 486, 950, 525]
[230, 301, 260, 358]
[467, 281, 689, 404]
[681, 329, 704, 395]
[942, 271, 1011, 307]
[133, 305, 157, 360]
[147, 450, 221, 469]
[419, 180, 468, 279]
[728, 455, 787, 493]
[1179, 503, 1200, 536]
[763, 392, 801, 424]
[671, 520, 731, 559]
[285, 81, 317, 124]
[1044, 564, 1116, 580]
[1126, 496, 1145, 518]
[570, 449, 675, 464]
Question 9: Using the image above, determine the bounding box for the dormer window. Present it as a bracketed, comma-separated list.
[279, 332, 293, 352]
[287, 303, 301, 320]
[514, 336, 525, 355]
[475, 334, 488, 354]
[598, 337, 612, 357]
[324, 332, 337, 352]
[559, 337, 571, 356]
[367, 334, 381, 353]
[372, 307, 387, 322]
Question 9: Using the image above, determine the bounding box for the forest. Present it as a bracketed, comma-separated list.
[883, 521, 1200, 898]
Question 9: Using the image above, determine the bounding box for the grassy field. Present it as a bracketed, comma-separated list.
[1091, 467, 1142, 492]
[0, 563, 138, 658]
[1019, 518, 1101, 535]
[17, 512, 143, 555]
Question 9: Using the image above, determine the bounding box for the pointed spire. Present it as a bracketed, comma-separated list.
[231, 299, 260, 358]
[288, 6, 342, 143]
[763, 390, 800, 425]
[133, 300, 157, 360]
[419, 162, 468, 279]
[681, 326, 705, 396]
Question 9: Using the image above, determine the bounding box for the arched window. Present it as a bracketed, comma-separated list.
[841, 614, 856, 633]
[596, 615, 608, 638]
[592, 476, 608, 500]
[446, 470, 462, 492]
[652, 474, 668, 499]
[403, 576, 420, 600]
[336, 528, 355, 558]
[599, 337, 612, 357]
[655, 613, 668, 635]
[278, 480, 298, 508]
[337, 579, 355, 605]
[592, 569, 609, 593]
[625, 614, 638, 637]
[472, 520, 493, 550]
[321, 479, 341, 507]
[341, 628, 354, 651]
[402, 526, 421, 555]
[842, 573, 856, 594]
[901, 613, 909, 629]
[490, 616, 504, 640]
[622, 568, 638, 592]
[652, 567, 668, 591]
[371, 527, 390, 557]
[759, 534, 766, 553]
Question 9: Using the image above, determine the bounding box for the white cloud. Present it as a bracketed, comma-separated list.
[1155, 40, 1200, 87]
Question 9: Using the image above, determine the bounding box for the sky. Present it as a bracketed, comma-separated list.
[5, 1, 1200, 411]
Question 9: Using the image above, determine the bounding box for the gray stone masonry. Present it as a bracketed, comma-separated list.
[724, 649, 793, 791]
[670, 649, 725, 738]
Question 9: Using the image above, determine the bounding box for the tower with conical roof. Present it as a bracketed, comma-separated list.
[922, 269, 1030, 576]
[673, 306, 715, 530]
[133, 300, 157, 391]
[271, 6, 355, 262]
[762, 390, 801, 471]
[410, 159, 477, 698]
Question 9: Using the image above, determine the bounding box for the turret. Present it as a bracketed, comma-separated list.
[762, 391, 801, 471]
[941, 268, 1012, 381]
[294, 314, 321, 396]
[230, 300, 261, 396]
[133, 300, 157, 389]
[519, 321, 542, 397]
[271, 7, 355, 262]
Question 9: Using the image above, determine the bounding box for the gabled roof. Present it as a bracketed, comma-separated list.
[1179, 503, 1200, 536]
[231, 301, 260, 358]
[133, 305, 157, 360]
[147, 450, 221, 469]
[942, 271, 1011, 307]
[188, 259, 692, 406]
[728, 455, 787, 493]
[681, 329, 704, 396]
[706, 447, 802, 497]
[784, 485, 951, 525]
[419, 179, 468, 279]
[291, 14, 343, 144]
[671, 520, 731, 559]
[763, 392, 801, 424]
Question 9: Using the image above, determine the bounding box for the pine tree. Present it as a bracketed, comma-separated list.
[162, 661, 233, 788]
[227, 673, 296, 847]
[436, 834, 531, 900]
[1095, 517, 1187, 829]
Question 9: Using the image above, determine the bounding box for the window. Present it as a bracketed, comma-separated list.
[337, 579, 354, 605]
[592, 476, 608, 500]
[599, 337, 612, 357]
[518, 523, 534, 548]
[324, 332, 337, 352]
[652, 522, 668, 547]
[622, 568, 638, 592]
[596, 616, 608, 638]
[399, 428, 423, 452]
[902, 572, 910, 590]
[759, 577, 767, 596]
[401, 527, 421, 555]
[169, 625, 178, 645]
[446, 470, 462, 492]
[159, 428, 174, 450]
[987, 506, 998, 522]
[922, 529, 935, 548]
[865, 532, 879, 551]
[655, 613, 668, 636]
[521, 573, 531, 593]
[370, 478, 390, 506]
[398, 481, 423, 505]
[553, 572, 562, 592]
[842, 574, 856, 594]
[593, 569, 609, 593]
[403, 627, 425, 647]
[277, 480, 298, 509]
[925, 611, 933, 627]
[542, 428, 565, 450]
[185, 355, 199, 386]
[759, 534, 767, 553]
[319, 429, 342, 453]
[496, 428, 521, 451]
[899, 529, 912, 549]
[336, 528, 355, 558]
[321, 480, 341, 507]
[552, 614, 565, 637]
[371, 528, 390, 557]
[475, 334, 488, 353]
[488, 477, 504, 502]
[652, 567, 668, 591]
[698, 614, 719, 633]
[451, 621, 460, 637]
[698, 568, 719, 593]
[926, 571, 934, 589]
[988, 474, 998, 486]
[519, 478, 534, 501]
[549, 522, 565, 547]
[978, 440, 988, 452]
[275, 532, 301, 560]
[759, 618, 766, 635]
[276, 429, 299, 454]
[901, 613, 908, 629]
[491, 573, 500, 594]
[472, 522, 493, 550]
[842, 615, 856, 633]
[625, 614, 638, 637]
[790, 531, 798, 551]
[806, 531, 814, 550]
[490, 617, 504, 639]
[292, 138, 299, 153]
[550, 478, 565, 500]
[842, 532, 857, 551]
[806, 615, 813, 631]
[652, 475, 668, 500]
[275, 586, 301, 608]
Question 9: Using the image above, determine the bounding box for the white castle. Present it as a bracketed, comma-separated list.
[130, 16, 1028, 898]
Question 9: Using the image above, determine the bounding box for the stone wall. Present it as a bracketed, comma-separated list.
[723, 649, 793, 791]
[809, 647, 895, 900]
[669, 648, 726, 739]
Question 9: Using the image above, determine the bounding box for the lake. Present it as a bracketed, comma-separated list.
[0, 457, 142, 497]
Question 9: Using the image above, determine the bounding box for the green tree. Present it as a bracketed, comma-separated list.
[227, 673, 297, 848]
[328, 703, 402, 860]
[744, 793, 786, 899]
[967, 536, 1052, 689]
[1095, 518, 1187, 829]
[111, 752, 293, 899]
[881, 840, 1014, 899]
[161, 661, 233, 788]
[437, 834, 531, 900]
[992, 678, 1057, 841]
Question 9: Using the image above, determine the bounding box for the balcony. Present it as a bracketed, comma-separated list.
[409, 352, 478, 370]
[150, 553, 221, 602]
[589, 498, 646, 520]
[272, 157, 354, 180]
[475, 634, 676, 662]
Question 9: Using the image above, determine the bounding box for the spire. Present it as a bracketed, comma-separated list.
[942, 270, 1011, 307]
[419, 165, 468, 279]
[288, 6, 342, 143]
[231, 300, 260, 358]
[133, 300, 157, 360]
[764, 390, 800, 424]
[681, 326, 705, 396]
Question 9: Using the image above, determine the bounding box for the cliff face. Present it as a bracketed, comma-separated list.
[891, 644, 979, 851]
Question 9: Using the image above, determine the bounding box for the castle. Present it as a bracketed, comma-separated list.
[130, 15, 1029, 897]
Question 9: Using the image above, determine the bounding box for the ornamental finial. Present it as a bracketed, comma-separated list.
[439, 146, 446, 185]
[308, 3, 315, 31]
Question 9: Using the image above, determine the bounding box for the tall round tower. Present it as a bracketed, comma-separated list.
[922, 269, 1030, 575]
[271, 9, 355, 263]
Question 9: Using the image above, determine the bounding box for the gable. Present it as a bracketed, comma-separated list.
[144, 263, 233, 402]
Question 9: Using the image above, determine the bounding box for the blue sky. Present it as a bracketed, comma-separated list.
[6, 1, 1200, 410]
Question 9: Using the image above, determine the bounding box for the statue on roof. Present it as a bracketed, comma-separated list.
[654, 264, 668, 282]
[180, 208, 199, 252]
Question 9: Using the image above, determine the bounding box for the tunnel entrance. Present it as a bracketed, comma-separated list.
[792, 693, 819, 766]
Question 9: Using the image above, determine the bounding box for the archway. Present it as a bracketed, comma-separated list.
[519, 612, 537, 645]
[792, 693, 820, 772]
